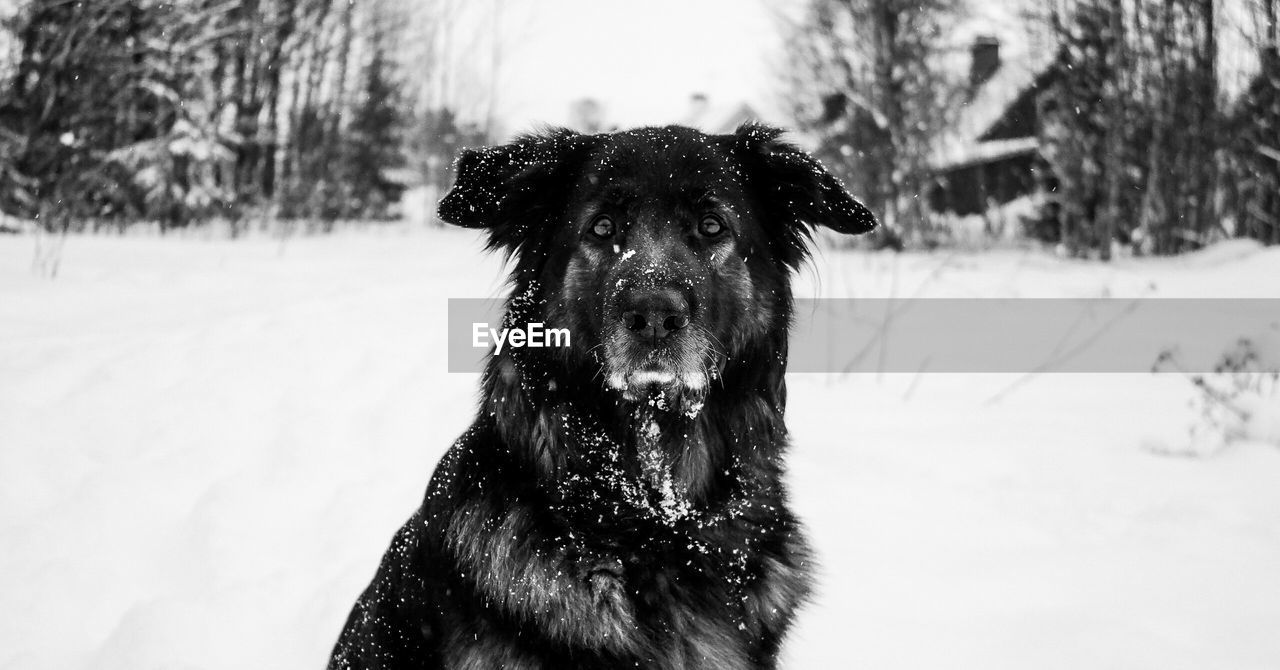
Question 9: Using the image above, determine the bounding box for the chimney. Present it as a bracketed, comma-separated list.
[970, 35, 1000, 89]
[687, 93, 710, 124]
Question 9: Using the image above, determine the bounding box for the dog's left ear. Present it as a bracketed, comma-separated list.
[725, 123, 878, 237]
[438, 128, 591, 252]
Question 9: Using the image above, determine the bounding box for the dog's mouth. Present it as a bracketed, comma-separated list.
[601, 333, 717, 406]
[606, 361, 689, 397]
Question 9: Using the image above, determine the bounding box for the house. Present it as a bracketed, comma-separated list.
[563, 94, 773, 137]
[682, 93, 765, 134]
[928, 36, 1059, 217]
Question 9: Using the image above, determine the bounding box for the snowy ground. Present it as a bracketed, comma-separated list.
[2, 229, 1279, 669]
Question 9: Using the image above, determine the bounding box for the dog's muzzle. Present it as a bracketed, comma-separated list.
[604, 281, 709, 400]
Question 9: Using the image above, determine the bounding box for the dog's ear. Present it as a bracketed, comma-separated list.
[438, 128, 591, 252]
[726, 123, 878, 237]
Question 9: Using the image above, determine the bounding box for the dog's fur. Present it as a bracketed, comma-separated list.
[328, 124, 876, 670]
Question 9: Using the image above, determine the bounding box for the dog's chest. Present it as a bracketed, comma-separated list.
[623, 543, 759, 668]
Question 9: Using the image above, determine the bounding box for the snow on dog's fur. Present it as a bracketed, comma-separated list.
[328, 124, 876, 669]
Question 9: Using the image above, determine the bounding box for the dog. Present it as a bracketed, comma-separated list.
[327, 123, 877, 669]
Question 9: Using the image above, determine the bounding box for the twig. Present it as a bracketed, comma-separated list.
[983, 295, 1147, 405]
[1155, 349, 1253, 422]
[902, 355, 933, 401]
[840, 251, 959, 376]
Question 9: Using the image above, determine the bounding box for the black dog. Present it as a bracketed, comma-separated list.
[328, 124, 876, 669]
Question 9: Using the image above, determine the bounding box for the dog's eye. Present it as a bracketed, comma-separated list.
[698, 215, 725, 238]
[590, 216, 615, 239]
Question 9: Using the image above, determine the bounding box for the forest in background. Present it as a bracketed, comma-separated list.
[0, 0, 1277, 259]
[785, 0, 1280, 257]
[0, 0, 495, 234]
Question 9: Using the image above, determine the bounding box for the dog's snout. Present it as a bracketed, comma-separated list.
[619, 288, 690, 343]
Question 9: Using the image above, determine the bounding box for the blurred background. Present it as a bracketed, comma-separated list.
[0, 0, 1276, 254]
[1, 2, 1279, 670]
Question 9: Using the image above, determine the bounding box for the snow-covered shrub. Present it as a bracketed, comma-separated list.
[106, 115, 233, 229]
[1152, 336, 1280, 455]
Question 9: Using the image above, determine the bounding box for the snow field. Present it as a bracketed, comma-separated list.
[1, 230, 1278, 669]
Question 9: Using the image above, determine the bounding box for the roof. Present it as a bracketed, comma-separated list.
[935, 136, 1039, 172]
[931, 48, 1057, 171]
[928, 0, 1057, 171]
[379, 166, 420, 187]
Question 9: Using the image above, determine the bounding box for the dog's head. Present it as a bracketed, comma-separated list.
[440, 124, 875, 404]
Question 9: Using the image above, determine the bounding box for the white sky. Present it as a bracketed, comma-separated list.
[477, 0, 794, 136]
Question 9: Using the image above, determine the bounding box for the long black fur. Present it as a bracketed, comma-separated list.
[328, 124, 876, 669]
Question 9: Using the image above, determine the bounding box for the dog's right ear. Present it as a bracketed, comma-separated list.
[727, 123, 878, 237]
[438, 128, 590, 252]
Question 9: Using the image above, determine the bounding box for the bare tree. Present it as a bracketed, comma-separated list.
[0, 0, 413, 231]
[1036, 0, 1225, 257]
[1226, 0, 1279, 244]
[400, 0, 518, 224]
[780, 0, 963, 246]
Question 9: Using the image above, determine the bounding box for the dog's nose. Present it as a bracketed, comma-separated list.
[619, 288, 690, 344]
